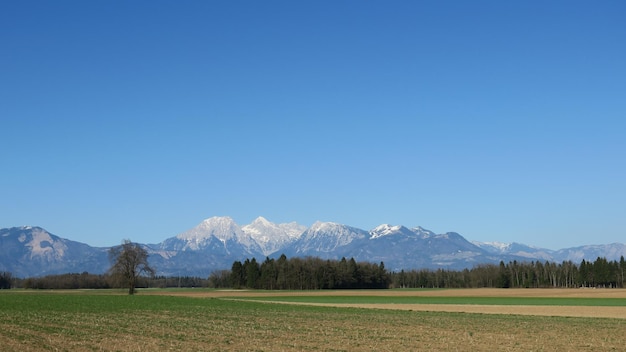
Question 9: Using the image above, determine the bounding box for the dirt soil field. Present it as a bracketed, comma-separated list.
[151, 288, 626, 319]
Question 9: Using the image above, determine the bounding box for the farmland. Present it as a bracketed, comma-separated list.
[1, 288, 626, 351]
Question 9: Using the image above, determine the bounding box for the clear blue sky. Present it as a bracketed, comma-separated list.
[2, 1, 624, 249]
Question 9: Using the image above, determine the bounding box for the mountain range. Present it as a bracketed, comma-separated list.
[2, 216, 625, 277]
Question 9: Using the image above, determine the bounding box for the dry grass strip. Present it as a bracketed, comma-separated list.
[249, 301, 626, 319]
[152, 287, 626, 299]
[154, 288, 626, 319]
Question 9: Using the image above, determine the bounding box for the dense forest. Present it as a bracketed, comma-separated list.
[3, 255, 625, 290]
[224, 255, 390, 290]
[392, 257, 626, 289]
[0, 271, 12, 289]
[216, 255, 626, 290]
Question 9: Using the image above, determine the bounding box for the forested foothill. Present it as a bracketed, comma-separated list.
[4, 255, 626, 290]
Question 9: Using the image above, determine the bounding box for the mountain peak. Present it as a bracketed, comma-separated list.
[370, 224, 406, 238]
[201, 216, 236, 226]
[310, 221, 341, 231]
[373, 224, 402, 232]
[242, 217, 304, 236]
[370, 224, 433, 239]
[289, 222, 369, 254]
[251, 216, 270, 225]
[410, 226, 436, 237]
[241, 217, 305, 256]
[177, 216, 241, 242]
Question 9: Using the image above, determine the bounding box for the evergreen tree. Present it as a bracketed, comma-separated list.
[0, 272, 13, 289]
[230, 261, 245, 288]
[246, 258, 260, 288]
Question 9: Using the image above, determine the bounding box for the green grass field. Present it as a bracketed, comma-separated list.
[1, 290, 625, 351]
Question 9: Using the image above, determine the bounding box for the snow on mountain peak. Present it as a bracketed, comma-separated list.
[370, 224, 435, 239]
[176, 216, 245, 248]
[486, 241, 512, 250]
[243, 217, 305, 238]
[310, 221, 334, 229]
[251, 216, 271, 226]
[306, 222, 367, 241]
[292, 221, 369, 253]
[471, 241, 512, 252]
[374, 224, 400, 231]
[178, 216, 305, 253]
[370, 224, 404, 238]
[242, 217, 306, 255]
[410, 226, 436, 237]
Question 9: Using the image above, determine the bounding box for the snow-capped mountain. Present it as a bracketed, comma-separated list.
[472, 241, 555, 261]
[284, 221, 370, 257]
[151, 217, 266, 274]
[362, 225, 490, 270]
[281, 223, 500, 271]
[3, 217, 626, 277]
[370, 224, 419, 239]
[242, 216, 306, 256]
[472, 241, 513, 253]
[160, 216, 262, 255]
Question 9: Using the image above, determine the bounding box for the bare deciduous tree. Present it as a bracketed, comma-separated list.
[108, 240, 155, 295]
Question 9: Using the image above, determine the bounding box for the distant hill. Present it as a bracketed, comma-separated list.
[0, 226, 108, 277]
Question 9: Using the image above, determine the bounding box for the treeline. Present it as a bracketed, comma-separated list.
[22, 272, 111, 289]
[226, 255, 390, 290]
[13, 272, 209, 290]
[6, 256, 626, 290]
[0, 271, 12, 289]
[391, 257, 626, 289]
